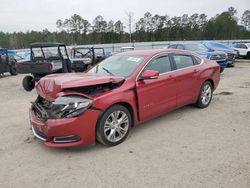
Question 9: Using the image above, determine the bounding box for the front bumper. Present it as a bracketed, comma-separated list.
[226, 60, 235, 67]
[216, 60, 228, 68]
[29, 107, 101, 147]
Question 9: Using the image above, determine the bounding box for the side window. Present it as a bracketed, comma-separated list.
[241, 44, 247, 49]
[236, 44, 247, 49]
[145, 56, 172, 74]
[177, 45, 185, 50]
[173, 54, 194, 69]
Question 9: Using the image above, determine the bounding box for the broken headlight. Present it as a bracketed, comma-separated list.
[52, 95, 93, 118]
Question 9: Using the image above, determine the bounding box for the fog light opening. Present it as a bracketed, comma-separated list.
[53, 135, 81, 143]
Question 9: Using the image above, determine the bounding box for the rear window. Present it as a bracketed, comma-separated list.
[194, 56, 202, 65]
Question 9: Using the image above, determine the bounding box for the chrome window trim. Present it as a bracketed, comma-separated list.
[136, 53, 204, 81]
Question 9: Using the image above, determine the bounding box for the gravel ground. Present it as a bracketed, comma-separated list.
[0, 62, 250, 188]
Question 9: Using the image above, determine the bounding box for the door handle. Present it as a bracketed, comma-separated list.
[193, 69, 199, 73]
[167, 75, 175, 80]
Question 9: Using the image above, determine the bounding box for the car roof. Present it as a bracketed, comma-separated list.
[30, 42, 66, 48]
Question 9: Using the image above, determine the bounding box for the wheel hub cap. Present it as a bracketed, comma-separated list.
[104, 110, 129, 143]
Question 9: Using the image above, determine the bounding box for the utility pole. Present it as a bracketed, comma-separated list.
[126, 12, 134, 43]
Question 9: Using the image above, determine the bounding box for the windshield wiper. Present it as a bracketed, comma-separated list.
[102, 67, 114, 76]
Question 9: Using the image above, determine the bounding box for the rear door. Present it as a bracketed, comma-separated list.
[170, 54, 200, 107]
[136, 54, 177, 122]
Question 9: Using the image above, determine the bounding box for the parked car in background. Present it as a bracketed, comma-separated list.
[232, 42, 250, 59]
[70, 47, 111, 72]
[203, 41, 237, 67]
[0, 49, 18, 75]
[30, 49, 220, 148]
[16, 42, 72, 91]
[120, 47, 134, 52]
[168, 43, 227, 72]
[16, 51, 31, 60]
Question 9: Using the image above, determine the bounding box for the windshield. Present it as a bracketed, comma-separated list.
[204, 42, 232, 50]
[184, 43, 208, 51]
[72, 48, 104, 59]
[72, 48, 93, 58]
[88, 55, 145, 77]
[32, 47, 60, 60]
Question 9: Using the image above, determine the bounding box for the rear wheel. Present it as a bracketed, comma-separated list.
[22, 76, 35, 91]
[96, 105, 132, 146]
[196, 81, 213, 108]
[9, 64, 17, 75]
[220, 67, 224, 73]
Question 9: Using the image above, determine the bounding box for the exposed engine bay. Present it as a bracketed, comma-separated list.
[32, 81, 123, 120]
[62, 81, 123, 97]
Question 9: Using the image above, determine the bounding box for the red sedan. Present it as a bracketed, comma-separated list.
[30, 49, 220, 147]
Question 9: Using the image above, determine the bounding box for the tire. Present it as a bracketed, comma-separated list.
[22, 76, 35, 91]
[196, 81, 213, 108]
[220, 67, 224, 73]
[9, 64, 17, 75]
[246, 52, 250, 59]
[96, 105, 132, 146]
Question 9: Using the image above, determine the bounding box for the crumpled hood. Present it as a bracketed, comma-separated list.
[36, 73, 125, 101]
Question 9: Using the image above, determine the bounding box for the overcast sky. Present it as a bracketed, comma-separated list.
[0, 0, 249, 32]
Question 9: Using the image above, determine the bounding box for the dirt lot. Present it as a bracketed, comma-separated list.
[0, 62, 250, 188]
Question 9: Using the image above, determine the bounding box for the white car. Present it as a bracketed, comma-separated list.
[232, 43, 250, 59]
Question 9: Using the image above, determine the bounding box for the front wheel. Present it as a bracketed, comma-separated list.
[96, 105, 132, 146]
[196, 81, 213, 108]
[22, 76, 35, 91]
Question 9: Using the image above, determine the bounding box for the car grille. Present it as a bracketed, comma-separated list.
[227, 53, 235, 61]
[210, 54, 227, 61]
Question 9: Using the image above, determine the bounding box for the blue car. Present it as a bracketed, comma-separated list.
[203, 41, 237, 67]
[168, 43, 228, 73]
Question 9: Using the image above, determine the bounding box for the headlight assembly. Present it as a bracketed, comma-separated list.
[52, 95, 93, 119]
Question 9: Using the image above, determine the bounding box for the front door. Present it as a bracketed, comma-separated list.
[136, 55, 177, 122]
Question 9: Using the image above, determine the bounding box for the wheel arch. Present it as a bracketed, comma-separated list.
[204, 79, 214, 89]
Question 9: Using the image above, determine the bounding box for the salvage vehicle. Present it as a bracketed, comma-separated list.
[203, 41, 237, 67]
[168, 43, 227, 72]
[30, 49, 220, 148]
[232, 42, 250, 59]
[0, 49, 18, 75]
[16, 43, 72, 91]
[70, 47, 111, 72]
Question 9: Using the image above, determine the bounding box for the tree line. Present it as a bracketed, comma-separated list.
[0, 7, 250, 49]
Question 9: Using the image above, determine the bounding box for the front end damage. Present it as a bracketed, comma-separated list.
[30, 74, 125, 147]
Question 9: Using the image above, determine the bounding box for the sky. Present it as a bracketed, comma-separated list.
[0, 0, 249, 33]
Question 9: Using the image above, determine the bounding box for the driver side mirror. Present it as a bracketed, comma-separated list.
[140, 70, 160, 80]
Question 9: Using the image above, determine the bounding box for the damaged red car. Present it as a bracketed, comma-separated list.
[30, 49, 220, 147]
